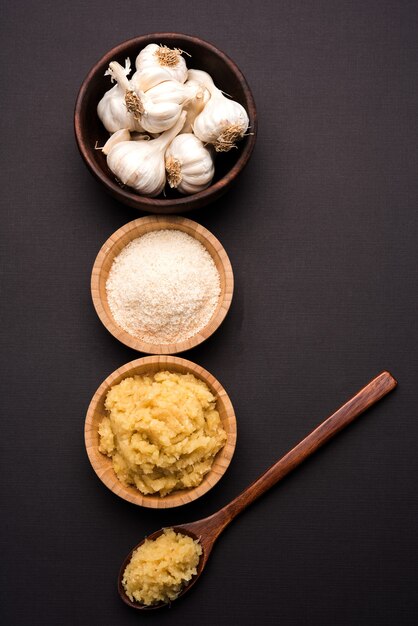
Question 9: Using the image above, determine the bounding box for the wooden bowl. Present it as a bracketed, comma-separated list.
[85, 355, 237, 508]
[74, 33, 257, 213]
[91, 215, 234, 354]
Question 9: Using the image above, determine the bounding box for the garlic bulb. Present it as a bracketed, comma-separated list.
[135, 44, 188, 84]
[106, 112, 186, 197]
[165, 133, 214, 194]
[97, 59, 143, 133]
[192, 73, 249, 152]
[100, 61, 185, 135]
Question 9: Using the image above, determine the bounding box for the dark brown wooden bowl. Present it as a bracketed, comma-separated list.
[74, 33, 257, 213]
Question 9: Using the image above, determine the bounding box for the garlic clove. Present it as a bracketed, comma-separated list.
[144, 79, 197, 106]
[131, 66, 174, 92]
[102, 128, 131, 155]
[140, 100, 183, 134]
[180, 159, 213, 176]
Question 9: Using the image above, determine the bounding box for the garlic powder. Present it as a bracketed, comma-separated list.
[106, 229, 221, 344]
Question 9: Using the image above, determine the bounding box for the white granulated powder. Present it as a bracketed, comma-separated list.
[106, 229, 221, 345]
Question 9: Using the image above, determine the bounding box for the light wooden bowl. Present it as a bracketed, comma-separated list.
[91, 216, 234, 354]
[85, 356, 237, 508]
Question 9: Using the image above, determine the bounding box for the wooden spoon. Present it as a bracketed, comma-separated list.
[118, 371, 397, 610]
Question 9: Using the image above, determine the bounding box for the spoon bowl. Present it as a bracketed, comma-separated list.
[117, 371, 397, 609]
[118, 522, 214, 610]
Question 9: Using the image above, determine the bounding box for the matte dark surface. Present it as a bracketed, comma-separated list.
[1, 2, 417, 625]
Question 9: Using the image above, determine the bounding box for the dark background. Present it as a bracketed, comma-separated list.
[1, 1, 417, 625]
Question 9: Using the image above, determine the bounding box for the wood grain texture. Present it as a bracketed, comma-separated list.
[74, 33, 257, 213]
[203, 370, 398, 531]
[117, 371, 397, 609]
[84, 355, 237, 509]
[91, 215, 234, 354]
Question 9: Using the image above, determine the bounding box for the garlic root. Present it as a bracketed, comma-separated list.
[155, 45, 184, 68]
[166, 156, 182, 188]
[165, 133, 214, 195]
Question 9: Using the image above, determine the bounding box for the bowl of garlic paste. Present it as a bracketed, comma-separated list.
[74, 33, 257, 213]
[84, 355, 237, 508]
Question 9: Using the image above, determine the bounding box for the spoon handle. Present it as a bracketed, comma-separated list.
[219, 371, 396, 526]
